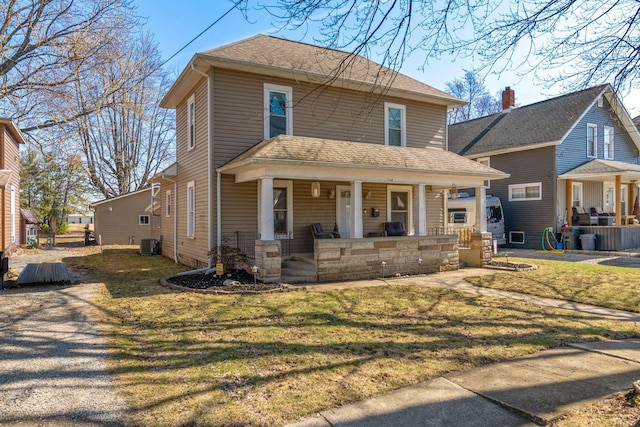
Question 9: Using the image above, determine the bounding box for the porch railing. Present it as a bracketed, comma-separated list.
[224, 231, 292, 260]
[428, 226, 475, 248]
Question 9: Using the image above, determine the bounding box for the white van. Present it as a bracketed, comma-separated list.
[447, 194, 506, 245]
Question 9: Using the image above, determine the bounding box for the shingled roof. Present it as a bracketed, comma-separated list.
[162, 34, 464, 109]
[448, 85, 612, 157]
[218, 135, 508, 182]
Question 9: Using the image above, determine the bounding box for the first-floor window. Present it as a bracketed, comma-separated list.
[509, 182, 542, 201]
[187, 181, 195, 238]
[139, 215, 150, 225]
[273, 180, 293, 238]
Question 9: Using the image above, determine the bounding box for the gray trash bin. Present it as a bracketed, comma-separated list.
[579, 233, 596, 251]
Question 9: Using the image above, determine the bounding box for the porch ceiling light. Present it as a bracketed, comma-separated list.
[311, 178, 321, 198]
[450, 184, 459, 200]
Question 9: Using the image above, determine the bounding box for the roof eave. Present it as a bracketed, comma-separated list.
[0, 118, 26, 144]
[462, 140, 561, 158]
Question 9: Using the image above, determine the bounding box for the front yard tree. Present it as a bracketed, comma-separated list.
[446, 71, 500, 123]
[241, 0, 640, 94]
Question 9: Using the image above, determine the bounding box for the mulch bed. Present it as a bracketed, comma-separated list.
[164, 269, 294, 294]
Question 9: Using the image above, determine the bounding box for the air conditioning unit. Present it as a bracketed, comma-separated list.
[140, 238, 156, 255]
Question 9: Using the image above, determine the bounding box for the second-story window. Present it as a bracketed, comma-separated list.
[187, 94, 195, 150]
[587, 123, 597, 158]
[264, 83, 293, 139]
[385, 102, 406, 146]
[604, 126, 614, 159]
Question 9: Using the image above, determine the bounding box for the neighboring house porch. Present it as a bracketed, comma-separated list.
[558, 158, 640, 250]
[217, 135, 507, 282]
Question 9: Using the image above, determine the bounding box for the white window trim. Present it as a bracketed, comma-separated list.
[187, 94, 195, 151]
[187, 180, 195, 238]
[139, 215, 150, 225]
[477, 156, 491, 189]
[264, 83, 293, 139]
[508, 182, 542, 201]
[572, 182, 583, 207]
[387, 184, 413, 234]
[509, 231, 525, 244]
[258, 179, 294, 239]
[587, 123, 597, 158]
[166, 190, 172, 217]
[604, 126, 614, 160]
[384, 102, 406, 147]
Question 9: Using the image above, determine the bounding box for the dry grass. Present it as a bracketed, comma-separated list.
[65, 249, 640, 427]
[466, 258, 640, 313]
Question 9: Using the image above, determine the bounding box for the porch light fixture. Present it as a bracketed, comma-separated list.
[450, 184, 459, 200]
[311, 178, 321, 198]
[329, 188, 336, 199]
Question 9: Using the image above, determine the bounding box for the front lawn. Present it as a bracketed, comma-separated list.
[467, 258, 640, 313]
[67, 249, 640, 427]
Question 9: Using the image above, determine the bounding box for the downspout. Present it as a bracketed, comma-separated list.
[191, 63, 215, 268]
[162, 174, 178, 263]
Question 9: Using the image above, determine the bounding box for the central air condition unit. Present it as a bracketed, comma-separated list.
[140, 238, 156, 255]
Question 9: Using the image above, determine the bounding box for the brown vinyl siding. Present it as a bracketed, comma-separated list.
[426, 190, 444, 231]
[174, 76, 210, 266]
[1, 126, 20, 253]
[93, 190, 152, 245]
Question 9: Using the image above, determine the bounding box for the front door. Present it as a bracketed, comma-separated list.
[336, 185, 351, 238]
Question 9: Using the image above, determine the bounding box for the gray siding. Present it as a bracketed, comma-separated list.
[557, 97, 640, 174]
[485, 146, 557, 248]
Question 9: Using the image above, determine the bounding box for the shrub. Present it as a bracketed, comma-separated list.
[208, 238, 248, 271]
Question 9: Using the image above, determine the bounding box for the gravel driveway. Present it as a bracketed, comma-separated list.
[0, 245, 128, 426]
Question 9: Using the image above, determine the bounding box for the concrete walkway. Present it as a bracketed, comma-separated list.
[288, 258, 640, 427]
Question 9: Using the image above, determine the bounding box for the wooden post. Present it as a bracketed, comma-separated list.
[615, 175, 622, 226]
[565, 179, 573, 226]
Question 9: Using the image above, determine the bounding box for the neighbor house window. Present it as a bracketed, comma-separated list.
[166, 190, 172, 217]
[139, 215, 150, 225]
[187, 181, 195, 238]
[587, 123, 597, 158]
[604, 126, 614, 159]
[187, 94, 195, 150]
[572, 182, 583, 207]
[477, 157, 490, 188]
[273, 180, 293, 239]
[387, 185, 413, 233]
[384, 103, 406, 146]
[509, 182, 542, 201]
[264, 83, 293, 139]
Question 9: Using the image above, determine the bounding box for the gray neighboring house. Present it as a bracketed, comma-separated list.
[449, 85, 640, 249]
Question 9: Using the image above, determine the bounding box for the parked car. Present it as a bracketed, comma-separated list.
[447, 194, 506, 245]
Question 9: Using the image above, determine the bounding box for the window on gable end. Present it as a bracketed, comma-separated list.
[604, 126, 614, 159]
[264, 83, 293, 139]
[384, 102, 406, 146]
[587, 123, 597, 158]
[187, 94, 195, 150]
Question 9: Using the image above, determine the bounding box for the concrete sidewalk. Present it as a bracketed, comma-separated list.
[287, 265, 640, 426]
[288, 339, 640, 427]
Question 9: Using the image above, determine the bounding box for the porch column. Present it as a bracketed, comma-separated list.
[566, 179, 573, 226]
[475, 186, 487, 233]
[417, 183, 427, 236]
[615, 175, 621, 226]
[259, 177, 274, 240]
[351, 180, 363, 238]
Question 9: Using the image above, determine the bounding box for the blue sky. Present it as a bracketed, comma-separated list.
[135, 0, 640, 116]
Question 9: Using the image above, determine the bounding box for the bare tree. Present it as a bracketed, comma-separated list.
[446, 71, 500, 123]
[70, 32, 175, 198]
[238, 0, 640, 94]
[0, 0, 139, 132]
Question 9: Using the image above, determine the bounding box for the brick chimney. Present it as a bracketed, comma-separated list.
[502, 86, 515, 111]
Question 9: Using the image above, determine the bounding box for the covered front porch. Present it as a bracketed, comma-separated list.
[218, 135, 508, 283]
[559, 159, 640, 251]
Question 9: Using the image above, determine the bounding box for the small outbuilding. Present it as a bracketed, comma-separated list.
[20, 208, 42, 245]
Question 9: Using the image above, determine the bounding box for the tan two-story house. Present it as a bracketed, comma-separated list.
[0, 118, 24, 255]
[151, 35, 508, 283]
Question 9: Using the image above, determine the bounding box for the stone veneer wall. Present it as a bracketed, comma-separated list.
[314, 235, 459, 282]
[458, 232, 492, 267]
[254, 239, 281, 283]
